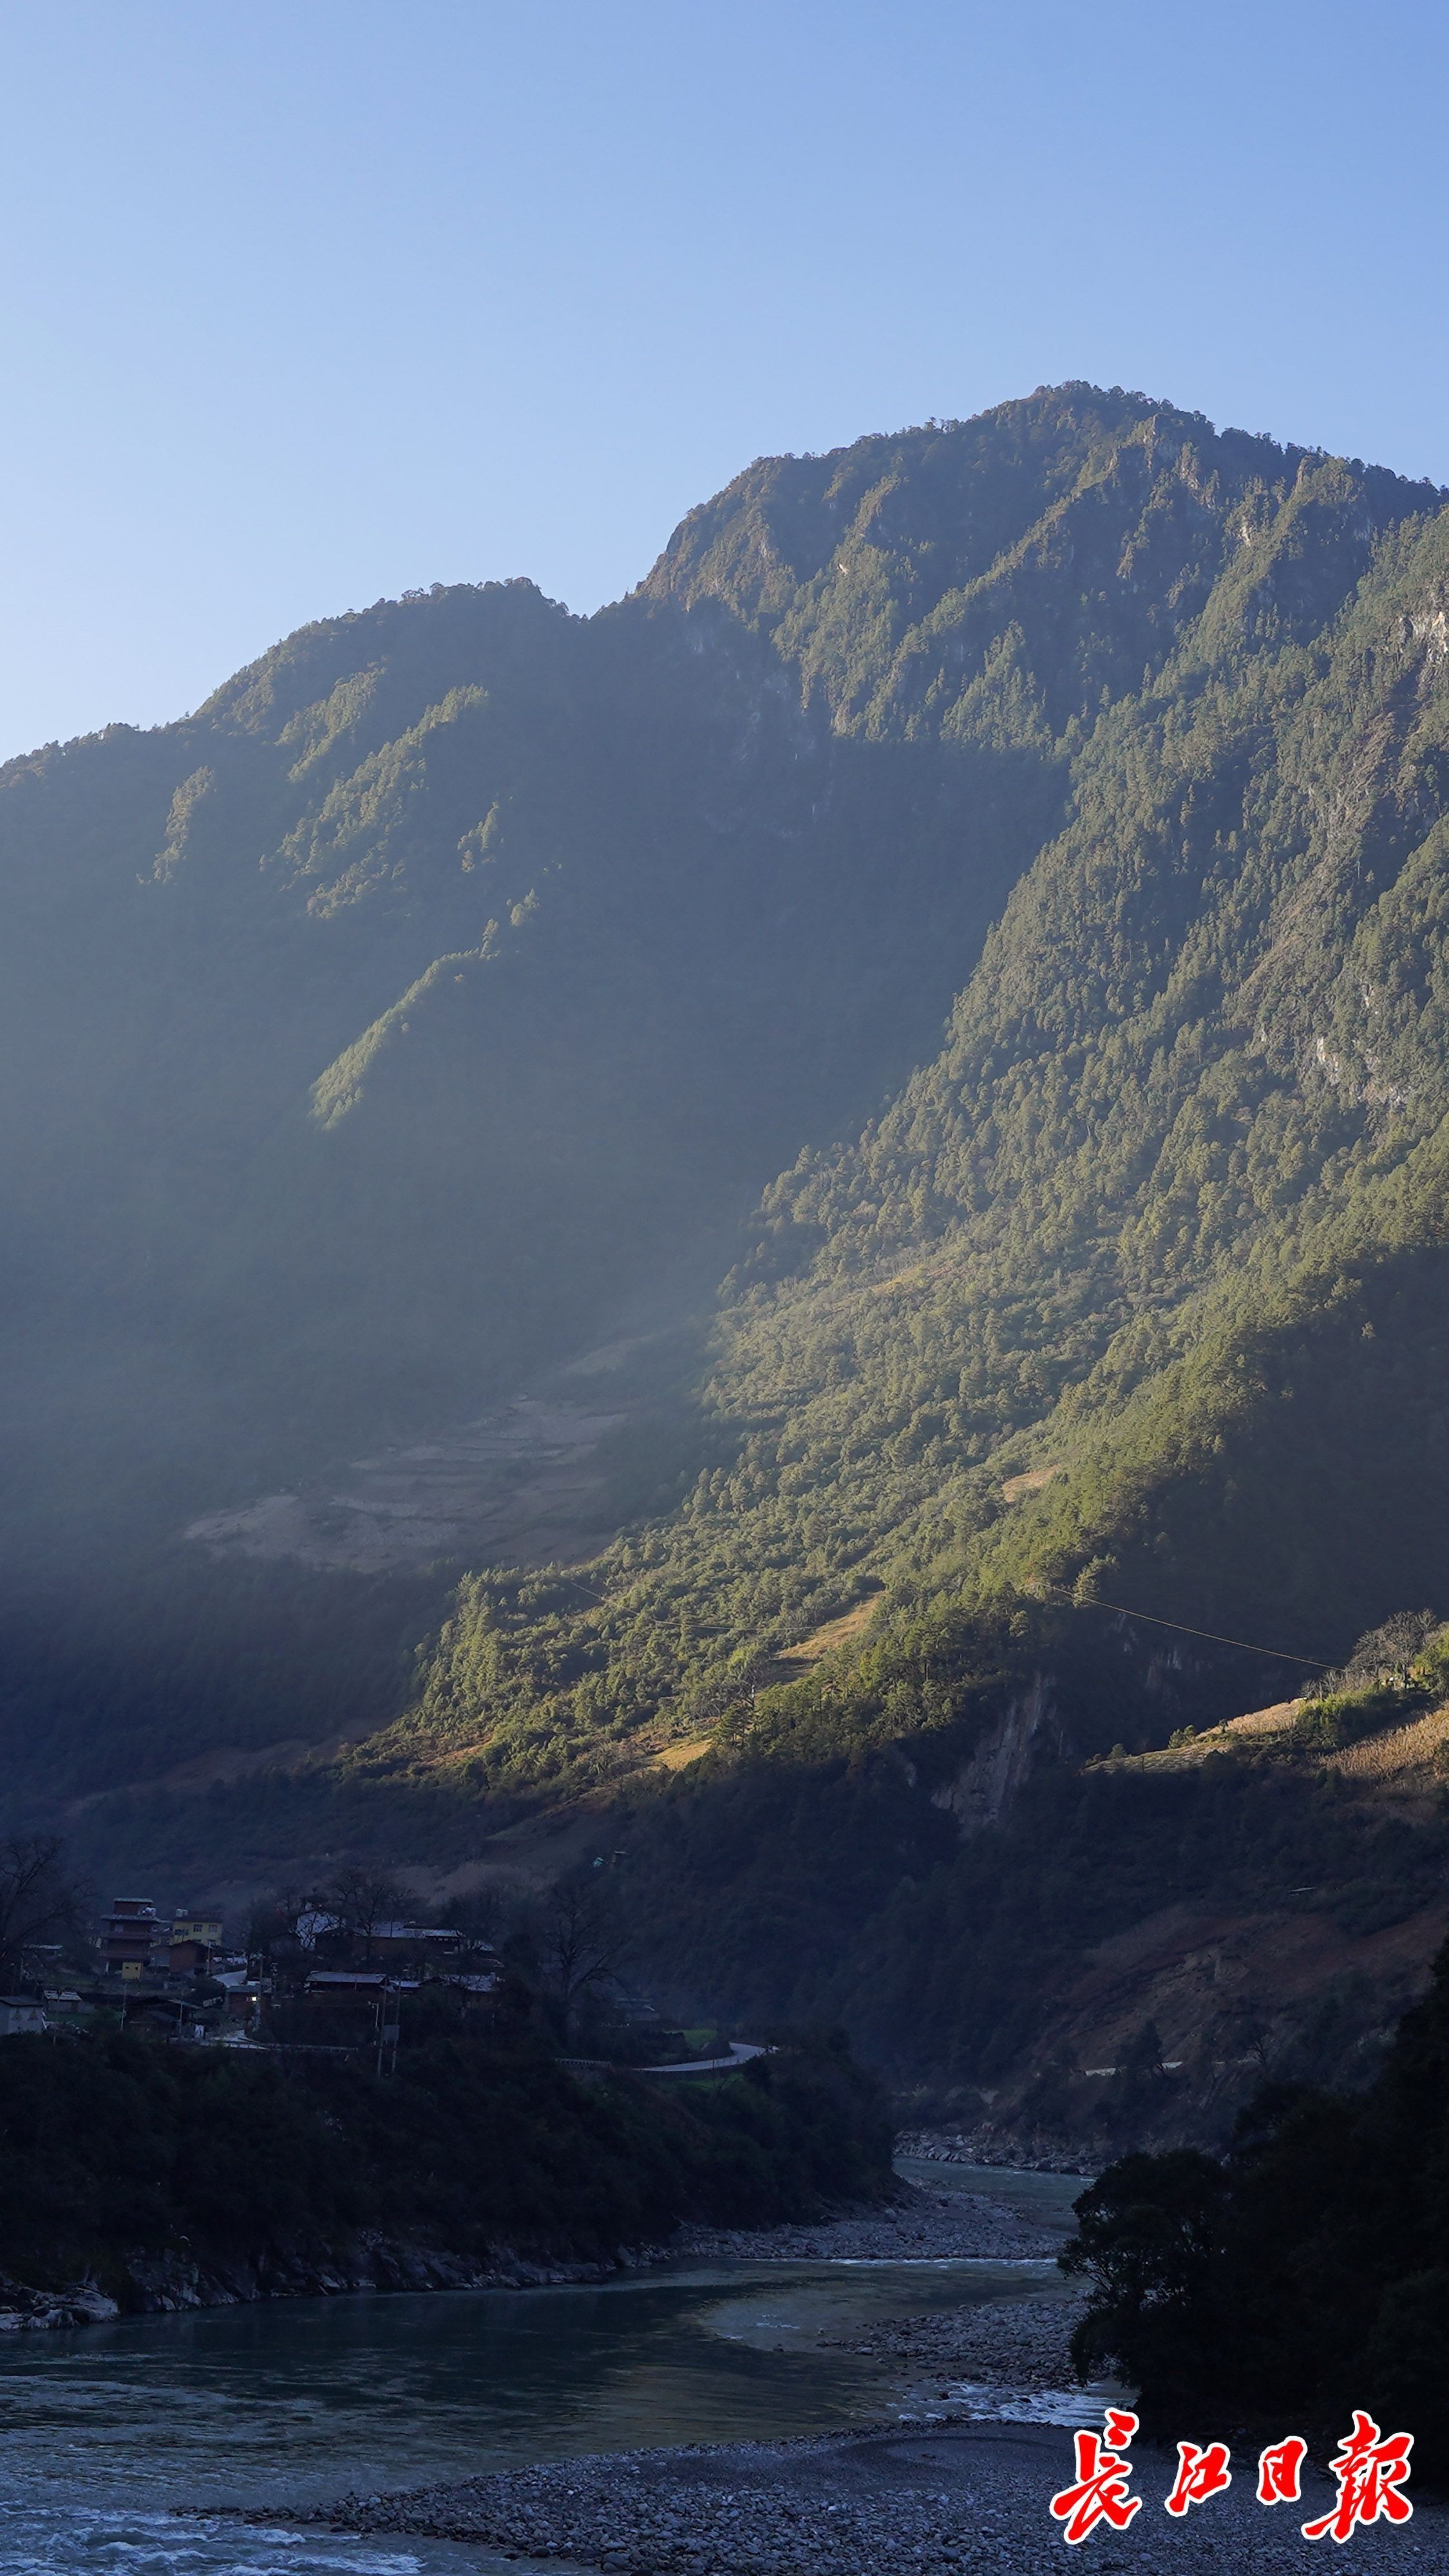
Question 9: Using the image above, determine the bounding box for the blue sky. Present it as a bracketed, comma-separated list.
[1, 0, 1445, 760]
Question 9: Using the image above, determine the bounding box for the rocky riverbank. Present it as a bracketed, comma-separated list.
[183, 2164, 1449, 2571]
[0, 2179, 1030, 2334]
[896, 2128, 1094, 2175]
[0, 2179, 1019, 2335]
[231, 2417, 1449, 2572]
[822, 2291, 1088, 2416]
[0, 2232, 658, 2332]
[0, 2272, 123, 2331]
[675, 2177, 1057, 2263]
[683, 2180, 1092, 2429]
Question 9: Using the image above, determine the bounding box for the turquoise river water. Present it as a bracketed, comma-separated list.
[0, 2166, 1084, 2575]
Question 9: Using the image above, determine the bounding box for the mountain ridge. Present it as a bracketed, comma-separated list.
[6, 384, 1449, 2110]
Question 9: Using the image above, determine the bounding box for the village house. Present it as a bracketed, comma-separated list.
[0, 1995, 48, 2036]
[215, 1969, 270, 2023]
[296, 1912, 477, 1968]
[99, 1898, 164, 1977]
[368, 1922, 468, 1963]
[168, 1906, 223, 1975]
[97, 1895, 234, 1983]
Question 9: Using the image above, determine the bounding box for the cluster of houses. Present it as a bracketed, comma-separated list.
[280, 1908, 500, 2048]
[91, 1895, 264, 2036]
[0, 1896, 263, 2040]
[0, 1895, 498, 2045]
[0, 1897, 770, 2083]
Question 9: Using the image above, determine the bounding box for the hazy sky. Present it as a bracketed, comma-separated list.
[1, 0, 1445, 761]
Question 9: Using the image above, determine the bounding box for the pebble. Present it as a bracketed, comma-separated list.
[218, 2184, 1449, 2569]
[896, 2131, 1094, 2178]
[673, 2180, 1057, 2264]
[825, 2292, 1089, 2405]
[240, 2419, 1449, 2571]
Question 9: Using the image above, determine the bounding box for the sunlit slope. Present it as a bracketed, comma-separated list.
[3, 387, 1403, 1540]
[393, 443, 1449, 1826]
[10, 383, 1449, 1888]
[644, 384, 1426, 734]
[788, 486, 1449, 1647]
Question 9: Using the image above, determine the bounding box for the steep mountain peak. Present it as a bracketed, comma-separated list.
[643, 384, 1209, 610]
[197, 576, 578, 751]
[8, 390, 1449, 2002]
[640, 386, 1437, 741]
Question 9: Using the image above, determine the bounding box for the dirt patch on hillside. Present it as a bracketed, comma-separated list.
[1001, 1464, 1063, 1503]
[182, 1310, 713, 1577]
[653, 1735, 714, 1771]
[1339, 1701, 1449, 1788]
[1112, 1694, 1449, 1797]
[184, 1392, 632, 1576]
[402, 1788, 632, 1907]
[1102, 1698, 1302, 1770]
[751, 1591, 884, 1688]
[778, 1597, 882, 1665]
[975, 1891, 1447, 2150]
[63, 1727, 366, 1823]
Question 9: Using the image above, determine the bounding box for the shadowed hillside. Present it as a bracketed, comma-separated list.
[9, 387, 1449, 2112]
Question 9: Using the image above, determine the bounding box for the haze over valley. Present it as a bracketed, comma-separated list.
[5, 385, 1449, 2134]
[12, 5, 1449, 2555]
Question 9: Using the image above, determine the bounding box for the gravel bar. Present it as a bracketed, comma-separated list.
[824, 2291, 1089, 2407]
[674, 2179, 1057, 2263]
[212, 2180, 1449, 2567]
[237, 2418, 1449, 2570]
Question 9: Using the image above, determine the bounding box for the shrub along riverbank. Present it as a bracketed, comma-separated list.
[1063, 1936, 1449, 2479]
[0, 2021, 892, 2315]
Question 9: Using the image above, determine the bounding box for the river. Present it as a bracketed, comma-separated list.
[0, 2168, 1084, 2575]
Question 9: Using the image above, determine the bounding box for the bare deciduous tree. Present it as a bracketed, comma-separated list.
[0, 1836, 85, 1986]
[325, 1866, 410, 1961]
[439, 1884, 505, 1961]
[537, 1870, 630, 2035]
[247, 1882, 319, 1955]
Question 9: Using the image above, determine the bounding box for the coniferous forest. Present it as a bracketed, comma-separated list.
[6, 385, 1449, 2214]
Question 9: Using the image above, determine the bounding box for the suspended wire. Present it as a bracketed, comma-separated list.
[1083, 1598, 1331, 1670]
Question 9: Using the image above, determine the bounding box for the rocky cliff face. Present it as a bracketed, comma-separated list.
[929, 1674, 1061, 1835]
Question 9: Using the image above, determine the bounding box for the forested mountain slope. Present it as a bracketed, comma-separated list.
[284, 393, 1449, 2094]
[377, 399, 1449, 1806]
[10, 388, 1449, 2110]
[0, 578, 1016, 1536]
[700, 476, 1449, 1659]
[9, 379, 1389, 1549]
